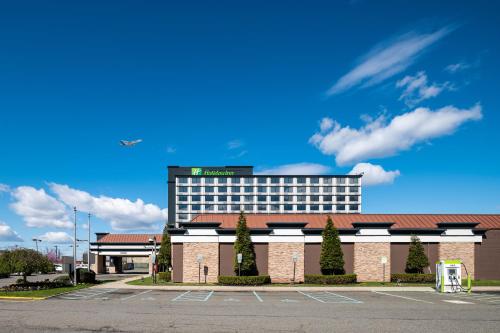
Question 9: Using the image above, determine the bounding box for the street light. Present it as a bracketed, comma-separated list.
[32, 238, 42, 252]
[196, 254, 203, 284]
[292, 252, 299, 284]
[149, 236, 157, 284]
[87, 213, 91, 270]
[73, 206, 77, 286]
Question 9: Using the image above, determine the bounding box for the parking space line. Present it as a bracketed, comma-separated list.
[253, 291, 263, 302]
[121, 290, 152, 301]
[203, 291, 214, 301]
[326, 292, 363, 304]
[298, 291, 326, 303]
[172, 291, 192, 301]
[83, 288, 120, 299]
[297, 291, 362, 304]
[372, 291, 434, 304]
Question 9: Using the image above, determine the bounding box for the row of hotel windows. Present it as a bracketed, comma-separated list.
[178, 195, 359, 203]
[178, 204, 360, 214]
[177, 186, 360, 194]
[177, 176, 359, 185]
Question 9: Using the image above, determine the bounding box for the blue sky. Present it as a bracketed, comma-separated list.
[0, 1, 499, 255]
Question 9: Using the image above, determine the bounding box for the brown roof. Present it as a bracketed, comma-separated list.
[96, 234, 162, 243]
[191, 213, 500, 230]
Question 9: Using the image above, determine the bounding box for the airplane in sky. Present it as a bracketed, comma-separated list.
[119, 139, 143, 147]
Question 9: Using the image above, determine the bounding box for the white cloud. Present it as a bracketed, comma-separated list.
[0, 183, 10, 193]
[38, 231, 73, 244]
[0, 221, 23, 242]
[396, 71, 451, 107]
[445, 62, 470, 73]
[10, 186, 72, 228]
[349, 163, 400, 186]
[310, 104, 482, 166]
[256, 163, 332, 175]
[326, 26, 454, 95]
[49, 183, 168, 231]
[320, 118, 334, 132]
[227, 139, 244, 150]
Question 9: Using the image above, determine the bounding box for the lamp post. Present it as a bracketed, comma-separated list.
[149, 236, 157, 284]
[32, 238, 42, 252]
[292, 252, 299, 284]
[196, 254, 203, 284]
[73, 207, 77, 286]
[88, 213, 91, 270]
[237, 253, 242, 277]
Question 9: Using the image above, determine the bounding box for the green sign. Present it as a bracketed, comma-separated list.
[191, 167, 235, 176]
[191, 167, 202, 176]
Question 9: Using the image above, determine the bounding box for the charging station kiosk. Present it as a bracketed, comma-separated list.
[436, 260, 471, 293]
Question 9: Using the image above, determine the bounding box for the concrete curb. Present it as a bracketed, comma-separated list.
[0, 296, 45, 300]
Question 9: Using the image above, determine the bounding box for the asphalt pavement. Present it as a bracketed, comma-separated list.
[1, 289, 499, 332]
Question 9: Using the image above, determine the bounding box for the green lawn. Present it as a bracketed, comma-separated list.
[470, 280, 500, 286]
[0, 284, 92, 298]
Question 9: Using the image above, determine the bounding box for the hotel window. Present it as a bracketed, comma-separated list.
[349, 178, 359, 185]
[310, 177, 319, 184]
[231, 186, 241, 193]
[297, 186, 306, 193]
[297, 177, 306, 184]
[244, 195, 253, 203]
[231, 204, 241, 211]
[191, 195, 201, 202]
[178, 186, 188, 193]
[191, 177, 201, 184]
[231, 195, 241, 202]
[244, 187, 254, 193]
[244, 178, 253, 185]
[258, 204, 267, 211]
[337, 186, 346, 193]
[218, 204, 227, 211]
[337, 178, 346, 185]
[205, 186, 215, 193]
[322, 205, 333, 212]
[191, 204, 201, 211]
[270, 187, 280, 193]
[218, 177, 227, 184]
[217, 186, 228, 193]
[258, 177, 267, 184]
[323, 177, 333, 185]
[205, 195, 215, 202]
[178, 214, 188, 220]
[192, 186, 201, 193]
[205, 178, 215, 184]
[323, 186, 333, 193]
[296, 195, 306, 202]
[244, 204, 254, 211]
[257, 195, 267, 202]
[349, 205, 359, 211]
[310, 187, 319, 193]
[270, 204, 280, 211]
[270, 177, 280, 184]
[297, 204, 306, 211]
[270, 195, 280, 202]
[310, 195, 320, 202]
[178, 195, 188, 202]
[310, 204, 319, 211]
[349, 187, 359, 194]
[337, 204, 346, 211]
[257, 186, 267, 193]
[284, 186, 293, 193]
[284, 177, 293, 184]
[205, 204, 215, 211]
[217, 195, 227, 202]
[284, 204, 293, 211]
[178, 204, 188, 211]
[323, 195, 333, 202]
[337, 196, 346, 202]
[231, 177, 241, 184]
[284, 195, 293, 202]
[349, 196, 359, 202]
[178, 177, 188, 184]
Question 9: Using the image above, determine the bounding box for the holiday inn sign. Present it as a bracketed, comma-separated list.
[191, 167, 236, 176]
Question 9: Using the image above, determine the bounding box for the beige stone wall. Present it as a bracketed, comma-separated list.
[354, 243, 391, 282]
[439, 242, 475, 279]
[268, 243, 304, 283]
[182, 243, 219, 283]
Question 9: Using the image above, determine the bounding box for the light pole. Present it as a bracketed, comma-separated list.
[73, 206, 77, 286]
[196, 254, 203, 284]
[32, 238, 42, 252]
[88, 213, 91, 270]
[292, 252, 299, 284]
[237, 253, 242, 277]
[149, 236, 157, 284]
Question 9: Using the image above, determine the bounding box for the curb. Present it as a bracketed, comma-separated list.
[0, 296, 46, 300]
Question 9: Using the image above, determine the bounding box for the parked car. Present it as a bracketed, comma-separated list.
[76, 264, 88, 269]
[54, 264, 63, 272]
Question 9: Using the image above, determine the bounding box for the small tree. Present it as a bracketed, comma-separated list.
[320, 216, 345, 275]
[8, 248, 53, 282]
[233, 212, 257, 276]
[405, 235, 429, 274]
[157, 226, 171, 272]
[0, 251, 12, 277]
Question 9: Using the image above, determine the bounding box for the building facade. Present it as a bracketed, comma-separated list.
[168, 166, 362, 225]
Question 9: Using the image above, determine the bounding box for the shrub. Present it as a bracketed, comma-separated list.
[405, 235, 430, 274]
[3, 280, 71, 291]
[233, 212, 257, 276]
[158, 271, 171, 282]
[53, 275, 72, 286]
[158, 226, 171, 272]
[218, 275, 271, 286]
[304, 274, 357, 285]
[320, 216, 345, 275]
[391, 273, 435, 283]
[69, 269, 97, 284]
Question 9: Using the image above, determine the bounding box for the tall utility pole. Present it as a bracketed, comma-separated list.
[87, 212, 91, 269]
[54, 245, 59, 261]
[32, 238, 42, 252]
[73, 207, 77, 286]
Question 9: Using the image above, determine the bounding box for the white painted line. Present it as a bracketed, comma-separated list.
[84, 288, 119, 299]
[121, 290, 152, 301]
[298, 291, 326, 303]
[172, 290, 192, 301]
[253, 291, 263, 302]
[326, 292, 363, 304]
[443, 300, 474, 304]
[203, 291, 214, 301]
[372, 291, 434, 304]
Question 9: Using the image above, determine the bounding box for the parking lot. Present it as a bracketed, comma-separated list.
[1, 288, 499, 332]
